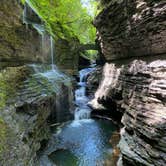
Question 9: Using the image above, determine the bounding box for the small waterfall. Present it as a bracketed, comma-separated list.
[23, 1, 56, 71]
[50, 36, 55, 71]
[23, 4, 29, 30]
[22, 1, 75, 124]
[74, 68, 94, 120]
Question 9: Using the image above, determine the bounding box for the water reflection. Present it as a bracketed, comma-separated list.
[40, 119, 118, 166]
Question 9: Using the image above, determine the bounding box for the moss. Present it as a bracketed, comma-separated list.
[0, 66, 31, 109]
[0, 118, 7, 156]
[0, 74, 7, 109]
[0, 25, 20, 59]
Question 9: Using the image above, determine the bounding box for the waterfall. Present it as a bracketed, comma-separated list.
[23, 1, 55, 71]
[74, 68, 94, 120]
[22, 1, 75, 124]
[23, 4, 29, 30]
[50, 36, 55, 71]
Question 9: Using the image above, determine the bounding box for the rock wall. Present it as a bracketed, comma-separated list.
[0, 0, 45, 62]
[89, 59, 166, 166]
[92, 0, 166, 165]
[0, 65, 73, 165]
[55, 38, 79, 75]
[94, 0, 166, 61]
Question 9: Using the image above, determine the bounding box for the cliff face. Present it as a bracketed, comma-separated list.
[89, 59, 166, 166]
[92, 0, 166, 165]
[55, 38, 79, 75]
[119, 60, 166, 166]
[0, 65, 73, 165]
[0, 1, 76, 164]
[94, 0, 166, 61]
[0, 0, 46, 62]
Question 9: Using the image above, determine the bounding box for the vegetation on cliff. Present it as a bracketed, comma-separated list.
[21, 0, 99, 44]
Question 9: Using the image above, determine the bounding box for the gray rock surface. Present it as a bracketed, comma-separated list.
[94, 0, 166, 61]
[0, 0, 46, 62]
[89, 59, 166, 165]
[0, 65, 73, 166]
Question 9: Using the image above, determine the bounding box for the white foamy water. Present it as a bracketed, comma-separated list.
[74, 68, 95, 120]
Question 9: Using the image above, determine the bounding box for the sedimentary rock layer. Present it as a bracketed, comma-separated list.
[94, 0, 166, 61]
[0, 0, 44, 62]
[0, 65, 73, 165]
[89, 59, 166, 165]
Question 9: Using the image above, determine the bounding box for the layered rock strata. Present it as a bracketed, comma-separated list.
[0, 0, 46, 62]
[89, 59, 166, 165]
[93, 0, 166, 165]
[0, 65, 73, 166]
[94, 0, 166, 61]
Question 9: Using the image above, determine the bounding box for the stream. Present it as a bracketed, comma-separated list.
[39, 67, 119, 166]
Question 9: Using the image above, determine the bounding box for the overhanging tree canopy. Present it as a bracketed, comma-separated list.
[22, 0, 99, 44]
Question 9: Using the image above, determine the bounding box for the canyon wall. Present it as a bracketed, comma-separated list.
[0, 0, 79, 73]
[89, 60, 166, 166]
[0, 1, 74, 165]
[0, 65, 73, 166]
[0, 0, 45, 62]
[94, 0, 166, 61]
[92, 0, 166, 165]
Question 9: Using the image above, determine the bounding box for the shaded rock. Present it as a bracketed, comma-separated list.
[0, 65, 73, 166]
[79, 56, 91, 69]
[0, 0, 48, 63]
[89, 59, 166, 165]
[87, 66, 103, 94]
[94, 0, 166, 61]
[55, 38, 80, 75]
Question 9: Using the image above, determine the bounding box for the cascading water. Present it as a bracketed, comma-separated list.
[23, 3, 119, 166]
[23, 3, 28, 30]
[22, 2, 119, 166]
[74, 68, 95, 120]
[39, 67, 119, 166]
[50, 36, 55, 70]
[23, 2, 74, 123]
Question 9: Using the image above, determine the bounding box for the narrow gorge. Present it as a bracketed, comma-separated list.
[0, 0, 166, 166]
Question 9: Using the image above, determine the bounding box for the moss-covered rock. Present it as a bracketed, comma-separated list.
[55, 38, 80, 75]
[0, 64, 73, 165]
[0, 118, 7, 156]
[0, 0, 45, 62]
[95, 0, 166, 61]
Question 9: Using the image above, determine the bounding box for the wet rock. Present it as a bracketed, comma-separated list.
[89, 59, 166, 165]
[89, 63, 123, 111]
[0, 65, 73, 166]
[87, 66, 103, 94]
[0, 0, 47, 63]
[55, 38, 80, 75]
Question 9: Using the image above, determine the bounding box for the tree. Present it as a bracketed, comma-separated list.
[22, 0, 99, 44]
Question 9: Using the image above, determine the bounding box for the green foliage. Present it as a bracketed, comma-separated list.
[24, 0, 99, 43]
[0, 118, 7, 155]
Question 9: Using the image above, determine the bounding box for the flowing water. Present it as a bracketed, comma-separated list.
[39, 68, 118, 166]
[22, 7, 118, 164]
[50, 36, 55, 70]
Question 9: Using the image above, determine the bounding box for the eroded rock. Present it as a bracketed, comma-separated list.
[89, 59, 166, 165]
[0, 0, 48, 63]
[94, 0, 166, 61]
[0, 65, 73, 166]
